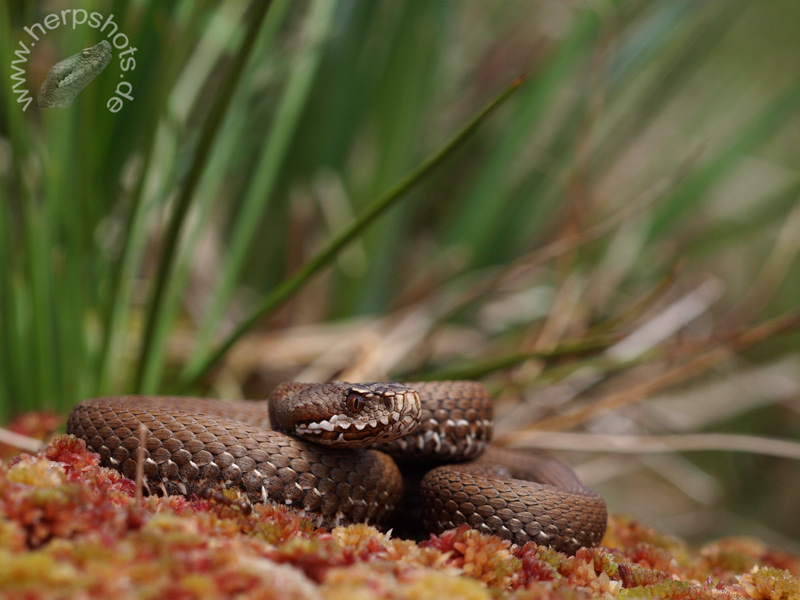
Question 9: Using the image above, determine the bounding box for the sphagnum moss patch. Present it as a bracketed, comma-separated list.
[0, 434, 798, 599]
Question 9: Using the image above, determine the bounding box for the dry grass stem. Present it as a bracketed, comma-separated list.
[440, 150, 700, 322]
[496, 311, 800, 439]
[135, 425, 146, 503]
[0, 428, 45, 453]
[506, 431, 800, 460]
[607, 278, 723, 362]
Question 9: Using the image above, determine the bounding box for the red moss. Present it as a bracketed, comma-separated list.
[701, 538, 800, 579]
[576, 547, 619, 578]
[421, 524, 521, 587]
[620, 580, 716, 600]
[0, 456, 141, 547]
[617, 562, 671, 588]
[1, 431, 799, 599]
[621, 543, 680, 573]
[516, 543, 561, 584]
[238, 502, 319, 545]
[603, 515, 689, 555]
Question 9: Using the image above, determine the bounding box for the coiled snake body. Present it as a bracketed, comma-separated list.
[67, 381, 606, 553]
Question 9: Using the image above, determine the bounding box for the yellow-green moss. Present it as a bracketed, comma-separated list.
[0, 433, 798, 600]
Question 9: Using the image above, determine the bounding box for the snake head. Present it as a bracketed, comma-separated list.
[279, 382, 422, 447]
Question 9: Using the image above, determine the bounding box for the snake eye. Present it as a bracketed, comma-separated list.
[346, 392, 365, 413]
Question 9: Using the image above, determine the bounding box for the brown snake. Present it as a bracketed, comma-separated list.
[67, 381, 606, 554]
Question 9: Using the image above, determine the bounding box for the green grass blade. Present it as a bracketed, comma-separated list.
[597, 1, 747, 170]
[651, 76, 800, 236]
[175, 74, 527, 391]
[95, 2, 212, 394]
[341, 2, 452, 315]
[140, 0, 295, 390]
[443, 6, 603, 258]
[0, 179, 19, 421]
[188, 0, 334, 371]
[134, 0, 274, 392]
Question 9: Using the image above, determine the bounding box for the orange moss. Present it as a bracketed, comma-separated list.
[421, 524, 521, 587]
[702, 538, 800, 579]
[0, 430, 798, 599]
[738, 566, 800, 600]
[511, 544, 621, 594]
[322, 563, 491, 600]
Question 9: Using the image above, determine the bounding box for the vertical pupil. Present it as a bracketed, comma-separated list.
[348, 393, 364, 413]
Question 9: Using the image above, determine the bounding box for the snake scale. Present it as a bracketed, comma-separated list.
[67, 381, 607, 554]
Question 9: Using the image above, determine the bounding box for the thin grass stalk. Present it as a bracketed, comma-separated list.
[175, 75, 527, 391]
[596, 1, 746, 171]
[133, 0, 275, 392]
[503, 431, 800, 460]
[503, 311, 800, 436]
[134, 1, 293, 391]
[344, 2, 450, 315]
[588, 261, 682, 335]
[444, 6, 602, 251]
[25, 114, 73, 411]
[95, 3, 211, 394]
[413, 335, 618, 382]
[725, 195, 800, 322]
[694, 178, 800, 255]
[188, 0, 334, 371]
[505, 4, 744, 259]
[20, 198, 56, 410]
[46, 113, 86, 410]
[0, 194, 15, 421]
[0, 4, 36, 417]
[431, 157, 694, 329]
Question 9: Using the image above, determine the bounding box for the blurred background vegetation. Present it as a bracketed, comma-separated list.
[1, 0, 799, 550]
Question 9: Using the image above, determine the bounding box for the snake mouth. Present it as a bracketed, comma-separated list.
[294, 411, 418, 446]
[279, 383, 422, 447]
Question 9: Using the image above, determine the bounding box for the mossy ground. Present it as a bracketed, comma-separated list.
[1, 421, 798, 600]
